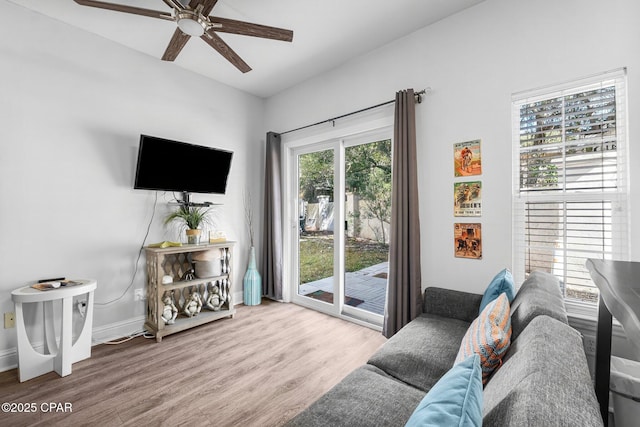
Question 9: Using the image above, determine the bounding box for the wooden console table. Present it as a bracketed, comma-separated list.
[586, 259, 640, 427]
[144, 242, 235, 342]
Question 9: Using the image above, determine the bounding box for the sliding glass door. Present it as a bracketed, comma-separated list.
[343, 140, 391, 317]
[297, 148, 335, 305]
[292, 132, 391, 325]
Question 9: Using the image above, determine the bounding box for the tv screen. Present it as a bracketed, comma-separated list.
[134, 135, 233, 194]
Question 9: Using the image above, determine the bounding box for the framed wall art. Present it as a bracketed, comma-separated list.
[454, 223, 482, 259]
[454, 139, 482, 177]
[454, 181, 482, 217]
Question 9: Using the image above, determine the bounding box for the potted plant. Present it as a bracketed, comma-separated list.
[164, 205, 211, 244]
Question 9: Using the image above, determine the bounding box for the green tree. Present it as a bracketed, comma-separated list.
[346, 140, 392, 243]
[298, 140, 392, 242]
[299, 150, 334, 203]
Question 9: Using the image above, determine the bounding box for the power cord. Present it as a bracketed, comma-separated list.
[94, 192, 159, 307]
[92, 330, 155, 346]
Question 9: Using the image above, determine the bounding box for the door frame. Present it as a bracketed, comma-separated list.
[281, 112, 393, 329]
[290, 141, 344, 318]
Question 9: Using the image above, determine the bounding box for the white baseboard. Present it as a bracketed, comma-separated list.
[234, 290, 243, 305]
[0, 315, 146, 374]
[2, 293, 245, 374]
[0, 347, 18, 375]
[91, 315, 146, 344]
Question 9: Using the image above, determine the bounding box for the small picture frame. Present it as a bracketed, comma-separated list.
[454, 139, 482, 177]
[454, 223, 482, 259]
[454, 181, 482, 217]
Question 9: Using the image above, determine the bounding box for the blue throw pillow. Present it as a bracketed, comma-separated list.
[405, 354, 482, 427]
[479, 268, 515, 314]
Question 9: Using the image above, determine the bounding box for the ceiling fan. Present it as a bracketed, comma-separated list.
[73, 0, 293, 73]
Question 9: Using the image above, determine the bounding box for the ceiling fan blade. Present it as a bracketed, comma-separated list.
[209, 17, 293, 42]
[162, 28, 192, 61]
[193, 0, 219, 16]
[201, 32, 251, 73]
[73, 0, 173, 21]
[161, 0, 185, 11]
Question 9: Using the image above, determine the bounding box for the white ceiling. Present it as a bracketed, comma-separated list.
[8, 0, 485, 98]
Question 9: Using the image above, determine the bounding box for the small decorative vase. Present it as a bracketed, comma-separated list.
[243, 247, 262, 306]
[186, 229, 201, 244]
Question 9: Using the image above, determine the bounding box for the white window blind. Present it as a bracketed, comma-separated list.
[512, 69, 629, 303]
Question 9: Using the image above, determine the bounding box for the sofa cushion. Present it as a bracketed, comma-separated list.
[368, 313, 471, 392]
[479, 268, 515, 313]
[456, 293, 512, 384]
[482, 315, 602, 427]
[423, 287, 483, 323]
[510, 270, 567, 341]
[284, 364, 424, 427]
[405, 354, 483, 427]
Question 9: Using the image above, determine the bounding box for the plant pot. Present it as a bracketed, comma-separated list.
[186, 229, 202, 244]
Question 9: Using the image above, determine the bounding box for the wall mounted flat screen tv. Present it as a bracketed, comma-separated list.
[134, 135, 233, 194]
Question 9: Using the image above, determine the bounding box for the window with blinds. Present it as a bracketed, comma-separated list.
[512, 69, 629, 304]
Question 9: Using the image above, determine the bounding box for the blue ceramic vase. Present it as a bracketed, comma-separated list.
[243, 247, 262, 305]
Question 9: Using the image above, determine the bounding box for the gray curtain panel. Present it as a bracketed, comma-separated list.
[262, 131, 284, 300]
[383, 89, 423, 338]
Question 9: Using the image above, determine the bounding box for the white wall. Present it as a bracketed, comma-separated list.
[266, 0, 640, 296]
[2, 0, 638, 373]
[0, 1, 264, 367]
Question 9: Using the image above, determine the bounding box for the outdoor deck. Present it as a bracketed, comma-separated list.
[298, 262, 388, 315]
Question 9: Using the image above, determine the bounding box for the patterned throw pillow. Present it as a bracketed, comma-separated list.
[456, 292, 512, 384]
[479, 268, 515, 314]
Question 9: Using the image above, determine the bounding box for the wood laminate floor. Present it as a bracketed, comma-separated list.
[0, 300, 386, 427]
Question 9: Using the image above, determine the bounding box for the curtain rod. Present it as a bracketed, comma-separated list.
[279, 88, 430, 135]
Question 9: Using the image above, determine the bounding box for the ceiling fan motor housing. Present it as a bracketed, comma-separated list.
[176, 10, 207, 36]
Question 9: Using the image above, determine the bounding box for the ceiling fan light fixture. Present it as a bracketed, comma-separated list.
[176, 11, 207, 37]
[73, 0, 293, 72]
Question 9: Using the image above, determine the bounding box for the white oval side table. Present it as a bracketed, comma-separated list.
[11, 279, 97, 382]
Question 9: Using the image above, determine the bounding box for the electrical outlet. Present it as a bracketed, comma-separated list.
[4, 312, 15, 329]
[134, 289, 145, 301]
[583, 335, 597, 356]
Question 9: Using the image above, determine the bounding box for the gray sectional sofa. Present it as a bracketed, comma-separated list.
[286, 271, 603, 426]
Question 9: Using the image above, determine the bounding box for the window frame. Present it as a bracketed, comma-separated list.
[511, 69, 630, 313]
